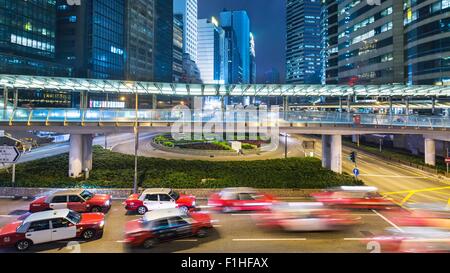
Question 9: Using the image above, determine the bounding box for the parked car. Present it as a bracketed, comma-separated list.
[124, 208, 213, 248]
[255, 202, 361, 231]
[311, 186, 397, 210]
[29, 189, 112, 213]
[123, 188, 196, 215]
[0, 209, 105, 251]
[208, 187, 276, 213]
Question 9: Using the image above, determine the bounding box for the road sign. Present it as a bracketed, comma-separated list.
[445, 158, 450, 164]
[0, 145, 21, 163]
[353, 168, 360, 177]
[0, 130, 4, 137]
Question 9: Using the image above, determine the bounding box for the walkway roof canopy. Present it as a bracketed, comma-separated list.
[1, 74, 449, 97]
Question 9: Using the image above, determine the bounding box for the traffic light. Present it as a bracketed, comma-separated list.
[349, 151, 357, 163]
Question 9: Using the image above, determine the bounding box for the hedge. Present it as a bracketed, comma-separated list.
[0, 146, 363, 189]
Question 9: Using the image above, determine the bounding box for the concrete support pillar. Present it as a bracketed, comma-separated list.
[69, 134, 83, 178]
[347, 94, 351, 112]
[389, 96, 393, 115]
[338, 96, 343, 112]
[424, 138, 436, 166]
[431, 97, 436, 115]
[69, 134, 94, 178]
[82, 134, 93, 171]
[152, 94, 157, 110]
[13, 88, 18, 108]
[3, 86, 8, 109]
[283, 96, 289, 119]
[322, 135, 342, 174]
[405, 97, 410, 115]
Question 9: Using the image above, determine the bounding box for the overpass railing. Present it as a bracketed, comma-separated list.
[0, 108, 449, 129]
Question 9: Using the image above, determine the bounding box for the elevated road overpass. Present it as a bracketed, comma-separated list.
[1, 74, 449, 178]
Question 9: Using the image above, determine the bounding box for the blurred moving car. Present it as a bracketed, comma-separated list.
[255, 202, 361, 231]
[208, 187, 276, 213]
[388, 204, 450, 230]
[29, 189, 112, 213]
[124, 208, 213, 248]
[311, 186, 396, 209]
[363, 227, 450, 253]
[123, 188, 196, 215]
[0, 209, 105, 251]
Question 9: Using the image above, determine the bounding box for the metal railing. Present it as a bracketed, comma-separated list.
[1, 108, 450, 129]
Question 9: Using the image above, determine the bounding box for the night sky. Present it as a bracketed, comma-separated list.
[198, 0, 286, 83]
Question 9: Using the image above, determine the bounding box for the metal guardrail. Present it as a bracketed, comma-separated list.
[0, 108, 450, 129]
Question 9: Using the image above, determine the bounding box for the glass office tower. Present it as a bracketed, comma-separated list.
[220, 10, 251, 84]
[0, 0, 71, 76]
[286, 0, 323, 84]
[404, 0, 450, 85]
[154, 0, 173, 82]
[125, 0, 154, 81]
[56, 0, 125, 80]
[197, 17, 225, 84]
[174, 0, 198, 63]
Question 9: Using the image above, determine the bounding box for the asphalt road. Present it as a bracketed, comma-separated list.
[1, 133, 157, 167]
[0, 199, 396, 253]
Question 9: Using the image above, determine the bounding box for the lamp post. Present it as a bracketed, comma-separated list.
[133, 85, 139, 194]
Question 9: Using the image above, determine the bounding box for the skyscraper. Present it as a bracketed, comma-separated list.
[173, 14, 184, 82]
[220, 10, 251, 84]
[125, 0, 154, 81]
[250, 32, 256, 84]
[334, 0, 404, 85]
[197, 17, 225, 84]
[286, 0, 322, 84]
[174, 0, 198, 63]
[154, 0, 173, 82]
[321, 0, 338, 84]
[404, 0, 450, 85]
[264, 68, 281, 84]
[56, 0, 126, 80]
[0, 0, 71, 77]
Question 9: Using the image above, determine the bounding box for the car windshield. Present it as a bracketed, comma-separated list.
[80, 190, 94, 200]
[66, 210, 82, 224]
[169, 190, 180, 200]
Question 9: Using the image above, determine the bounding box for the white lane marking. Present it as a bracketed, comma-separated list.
[343, 238, 365, 241]
[230, 213, 267, 216]
[372, 209, 404, 233]
[116, 240, 127, 243]
[232, 238, 306, 242]
[177, 239, 198, 242]
[213, 225, 222, 228]
[358, 174, 429, 179]
[0, 215, 16, 217]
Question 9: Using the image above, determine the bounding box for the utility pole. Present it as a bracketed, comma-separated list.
[284, 133, 288, 159]
[133, 86, 139, 194]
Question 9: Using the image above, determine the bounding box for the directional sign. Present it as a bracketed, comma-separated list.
[353, 168, 360, 177]
[0, 145, 21, 163]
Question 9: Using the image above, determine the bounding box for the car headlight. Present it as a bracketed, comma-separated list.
[99, 221, 105, 228]
[192, 201, 196, 207]
[105, 200, 111, 206]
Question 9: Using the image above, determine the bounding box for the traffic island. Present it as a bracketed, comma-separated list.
[0, 146, 363, 189]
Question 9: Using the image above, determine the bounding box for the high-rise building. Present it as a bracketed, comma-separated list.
[56, 0, 126, 80]
[404, 0, 450, 85]
[174, 0, 198, 63]
[220, 10, 251, 84]
[154, 0, 173, 82]
[0, 0, 71, 77]
[334, 0, 404, 85]
[250, 32, 256, 83]
[321, 0, 338, 84]
[264, 68, 281, 84]
[197, 17, 225, 84]
[286, 0, 322, 84]
[173, 14, 184, 82]
[125, 0, 154, 81]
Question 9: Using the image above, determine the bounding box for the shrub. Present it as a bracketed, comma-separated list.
[242, 143, 257, 150]
[0, 146, 363, 189]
